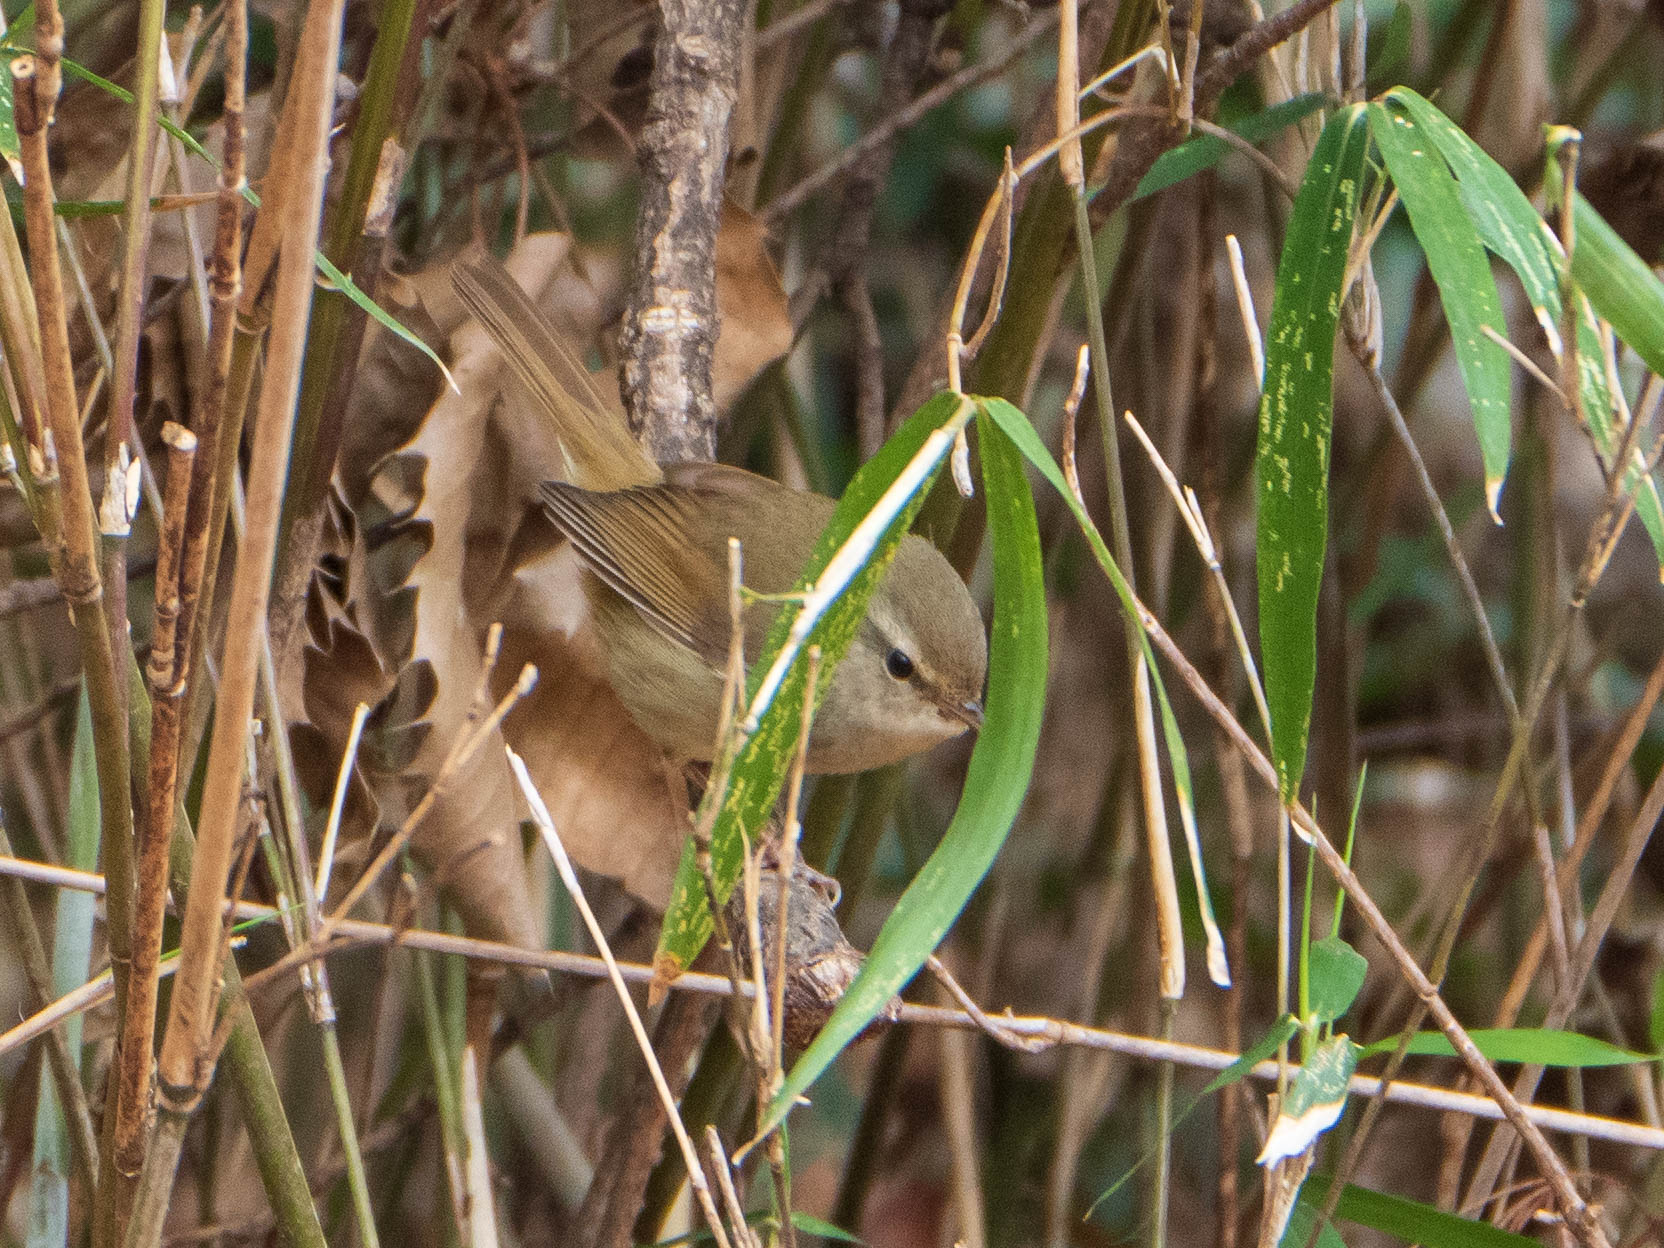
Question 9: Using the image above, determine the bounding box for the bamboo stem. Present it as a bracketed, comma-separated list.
[112, 424, 196, 1178]
[11, 47, 138, 1054]
[149, 0, 345, 1231]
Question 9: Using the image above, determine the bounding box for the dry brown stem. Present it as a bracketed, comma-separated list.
[10, 49, 138, 1042]
[113, 423, 197, 1177]
[154, 0, 345, 1127]
[172, 0, 247, 697]
[3, 854, 1661, 1154]
[1463, 740, 1664, 1212]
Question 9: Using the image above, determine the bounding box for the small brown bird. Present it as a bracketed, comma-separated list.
[452, 254, 987, 773]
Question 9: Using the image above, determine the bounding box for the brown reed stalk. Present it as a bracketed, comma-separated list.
[96, 0, 168, 766]
[132, 0, 345, 1242]
[10, 48, 137, 1036]
[112, 424, 194, 1179]
[153, 0, 342, 1108]
[170, 0, 245, 788]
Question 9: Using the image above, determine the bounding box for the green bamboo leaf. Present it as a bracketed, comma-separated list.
[1650, 964, 1664, 1055]
[1553, 183, 1664, 380]
[0, 64, 18, 183]
[1278, 1202, 1347, 1248]
[1256, 103, 1370, 800]
[1384, 88, 1664, 567]
[1384, 90, 1567, 351]
[1362, 1027, 1655, 1066]
[1133, 92, 1329, 201]
[1308, 935, 1367, 1024]
[977, 397, 1217, 987]
[1369, 96, 1513, 517]
[1204, 1015, 1301, 1095]
[758, 399, 1048, 1138]
[654, 393, 974, 979]
[1, 6, 36, 49]
[1552, 183, 1664, 569]
[1303, 1175, 1539, 1246]
[1258, 1034, 1359, 1165]
[787, 1213, 863, 1243]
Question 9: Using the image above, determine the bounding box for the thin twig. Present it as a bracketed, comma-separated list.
[0, 815, 100, 1198]
[764, 13, 1060, 224]
[1225, 234, 1264, 385]
[1354, 344, 1517, 721]
[323, 660, 534, 926]
[508, 748, 734, 1248]
[927, 955, 1048, 1053]
[4, 854, 1661, 1154]
[703, 1129, 759, 1248]
[1122, 408, 1270, 739]
[1463, 740, 1664, 1214]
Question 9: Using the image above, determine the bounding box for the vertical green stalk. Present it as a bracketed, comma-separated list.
[25, 694, 99, 1248]
[415, 945, 468, 1227]
[282, 0, 421, 556]
[1056, 5, 1179, 1240]
[321, 1025, 381, 1248]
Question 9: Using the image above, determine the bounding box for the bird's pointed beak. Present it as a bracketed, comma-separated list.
[951, 698, 984, 731]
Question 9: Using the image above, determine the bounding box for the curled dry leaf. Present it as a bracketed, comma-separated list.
[713, 203, 793, 411]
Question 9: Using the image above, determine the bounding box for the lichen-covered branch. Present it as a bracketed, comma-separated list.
[619, 0, 746, 465]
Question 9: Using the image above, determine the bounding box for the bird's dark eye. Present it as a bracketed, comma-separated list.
[885, 648, 915, 680]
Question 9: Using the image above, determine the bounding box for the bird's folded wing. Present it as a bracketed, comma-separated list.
[539, 481, 728, 663]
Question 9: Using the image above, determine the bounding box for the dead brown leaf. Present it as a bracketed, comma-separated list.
[713, 202, 792, 410]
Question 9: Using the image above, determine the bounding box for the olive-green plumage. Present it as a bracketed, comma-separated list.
[453, 253, 987, 772]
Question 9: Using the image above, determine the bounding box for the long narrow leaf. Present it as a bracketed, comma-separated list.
[1386, 87, 1664, 565]
[759, 399, 1047, 1137]
[1369, 97, 1513, 517]
[25, 692, 98, 1248]
[1303, 1175, 1538, 1247]
[1133, 92, 1330, 201]
[1557, 185, 1664, 570]
[977, 397, 1225, 985]
[1557, 186, 1664, 380]
[1256, 104, 1370, 799]
[1361, 1027, 1654, 1066]
[1278, 1202, 1346, 1248]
